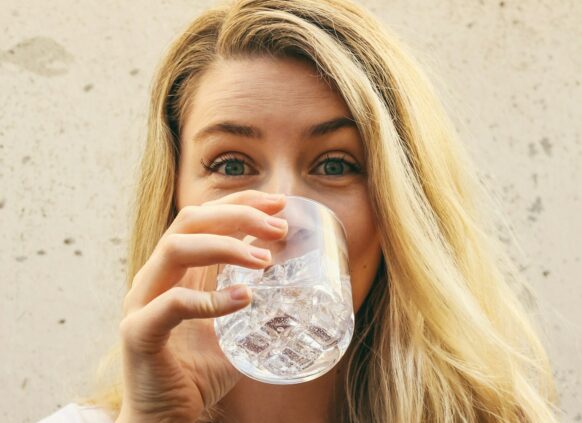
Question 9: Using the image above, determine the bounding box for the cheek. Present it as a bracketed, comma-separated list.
[176, 145, 221, 209]
[349, 221, 382, 312]
[327, 192, 382, 313]
[176, 155, 221, 209]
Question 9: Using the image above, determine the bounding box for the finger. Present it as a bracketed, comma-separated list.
[120, 285, 251, 355]
[124, 233, 270, 313]
[168, 203, 288, 240]
[201, 190, 286, 214]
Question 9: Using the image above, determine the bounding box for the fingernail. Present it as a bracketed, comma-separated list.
[265, 193, 285, 202]
[230, 285, 251, 301]
[266, 216, 287, 230]
[249, 246, 271, 261]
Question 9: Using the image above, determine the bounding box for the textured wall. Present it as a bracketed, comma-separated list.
[1, 1, 580, 422]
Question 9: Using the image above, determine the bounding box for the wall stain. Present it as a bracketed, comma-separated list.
[528, 197, 543, 214]
[527, 197, 543, 222]
[528, 142, 538, 157]
[63, 237, 74, 245]
[0, 36, 74, 76]
[540, 137, 553, 156]
[109, 237, 122, 245]
[74, 249, 82, 256]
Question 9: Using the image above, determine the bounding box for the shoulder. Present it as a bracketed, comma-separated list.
[38, 403, 115, 423]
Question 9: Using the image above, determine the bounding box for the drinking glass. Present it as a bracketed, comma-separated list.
[214, 195, 354, 384]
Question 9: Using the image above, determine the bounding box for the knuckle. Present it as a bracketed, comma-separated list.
[200, 293, 219, 316]
[166, 287, 187, 313]
[160, 233, 181, 258]
[118, 314, 138, 342]
[218, 234, 242, 255]
[246, 205, 266, 221]
[176, 205, 200, 223]
[167, 287, 218, 317]
[233, 203, 253, 215]
[211, 291, 225, 312]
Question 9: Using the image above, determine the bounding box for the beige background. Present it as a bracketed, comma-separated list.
[1, 1, 580, 421]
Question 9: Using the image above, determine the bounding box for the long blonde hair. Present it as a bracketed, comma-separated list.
[88, 0, 559, 421]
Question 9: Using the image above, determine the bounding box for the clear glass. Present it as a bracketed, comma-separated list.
[214, 195, 354, 384]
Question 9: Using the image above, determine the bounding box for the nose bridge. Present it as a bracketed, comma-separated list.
[261, 160, 301, 196]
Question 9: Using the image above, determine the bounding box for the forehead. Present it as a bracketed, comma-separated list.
[186, 56, 350, 125]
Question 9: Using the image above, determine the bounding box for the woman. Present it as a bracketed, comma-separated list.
[41, 0, 559, 422]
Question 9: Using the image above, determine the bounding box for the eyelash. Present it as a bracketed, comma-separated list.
[317, 153, 363, 174]
[200, 152, 362, 176]
[200, 152, 252, 176]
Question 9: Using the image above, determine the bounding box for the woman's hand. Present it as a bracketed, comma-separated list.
[115, 190, 288, 423]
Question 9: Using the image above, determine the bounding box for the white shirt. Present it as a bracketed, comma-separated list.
[39, 403, 114, 423]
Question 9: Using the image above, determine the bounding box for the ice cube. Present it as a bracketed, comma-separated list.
[286, 329, 323, 367]
[237, 332, 270, 355]
[216, 310, 247, 338]
[279, 287, 313, 324]
[262, 349, 299, 377]
[284, 249, 322, 283]
[309, 287, 348, 342]
[307, 325, 339, 348]
[280, 347, 314, 370]
[250, 287, 276, 310]
[219, 264, 263, 287]
[284, 255, 307, 281]
[262, 263, 286, 284]
[260, 313, 299, 338]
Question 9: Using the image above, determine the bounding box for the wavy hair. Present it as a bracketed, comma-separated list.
[87, 0, 559, 421]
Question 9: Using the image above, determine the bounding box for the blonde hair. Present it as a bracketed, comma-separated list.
[87, 0, 559, 421]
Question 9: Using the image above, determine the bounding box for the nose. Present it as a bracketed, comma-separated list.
[258, 163, 305, 197]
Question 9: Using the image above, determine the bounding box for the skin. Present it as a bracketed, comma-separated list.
[177, 55, 383, 308]
[175, 56, 382, 422]
[116, 55, 382, 423]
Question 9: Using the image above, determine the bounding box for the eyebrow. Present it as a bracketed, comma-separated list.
[192, 116, 357, 142]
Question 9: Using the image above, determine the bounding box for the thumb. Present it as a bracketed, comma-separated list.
[120, 285, 251, 354]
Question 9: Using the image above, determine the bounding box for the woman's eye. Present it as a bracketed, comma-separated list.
[312, 156, 362, 176]
[222, 160, 245, 176]
[201, 154, 255, 177]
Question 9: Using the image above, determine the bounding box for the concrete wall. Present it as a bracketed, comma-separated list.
[1, 1, 580, 421]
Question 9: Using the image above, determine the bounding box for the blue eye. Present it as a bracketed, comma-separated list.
[201, 153, 255, 177]
[223, 160, 245, 176]
[323, 159, 345, 175]
[312, 154, 362, 176]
